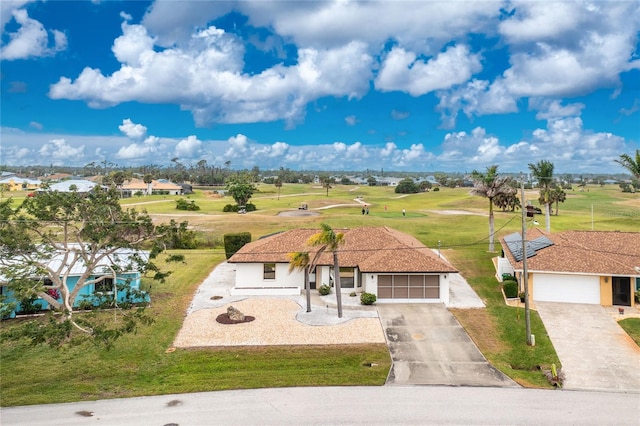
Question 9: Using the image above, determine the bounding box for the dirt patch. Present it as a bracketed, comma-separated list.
[277, 210, 321, 217]
[216, 313, 256, 324]
[450, 308, 507, 355]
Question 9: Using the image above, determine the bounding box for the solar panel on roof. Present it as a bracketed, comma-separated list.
[529, 236, 554, 252]
[503, 232, 554, 262]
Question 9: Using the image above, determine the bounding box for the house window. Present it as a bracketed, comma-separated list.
[339, 267, 355, 288]
[263, 263, 276, 280]
[95, 277, 114, 293]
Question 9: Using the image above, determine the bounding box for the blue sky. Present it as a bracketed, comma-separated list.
[1, 0, 639, 173]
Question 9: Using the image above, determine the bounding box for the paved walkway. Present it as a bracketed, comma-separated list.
[536, 302, 640, 392]
[377, 304, 518, 387]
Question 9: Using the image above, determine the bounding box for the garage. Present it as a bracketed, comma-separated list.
[534, 273, 600, 304]
[378, 274, 439, 300]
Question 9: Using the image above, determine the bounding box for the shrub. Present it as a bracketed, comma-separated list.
[635, 291, 640, 304]
[77, 298, 94, 311]
[503, 280, 518, 298]
[349, 291, 357, 297]
[176, 199, 200, 211]
[17, 295, 42, 314]
[223, 232, 252, 259]
[223, 203, 257, 213]
[433, 187, 440, 192]
[360, 292, 377, 305]
[318, 284, 331, 296]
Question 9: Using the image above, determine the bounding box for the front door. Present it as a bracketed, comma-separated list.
[612, 277, 631, 306]
[309, 268, 317, 290]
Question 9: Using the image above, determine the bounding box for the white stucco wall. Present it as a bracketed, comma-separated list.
[496, 257, 514, 279]
[234, 263, 304, 289]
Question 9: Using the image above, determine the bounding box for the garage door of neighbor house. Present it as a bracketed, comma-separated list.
[378, 275, 439, 300]
[534, 274, 600, 304]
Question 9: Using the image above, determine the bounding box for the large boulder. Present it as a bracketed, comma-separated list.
[227, 306, 245, 321]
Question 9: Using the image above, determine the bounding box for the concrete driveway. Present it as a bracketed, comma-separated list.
[536, 302, 640, 392]
[377, 304, 517, 387]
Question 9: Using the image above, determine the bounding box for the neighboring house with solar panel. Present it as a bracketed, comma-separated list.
[228, 226, 458, 304]
[498, 229, 640, 307]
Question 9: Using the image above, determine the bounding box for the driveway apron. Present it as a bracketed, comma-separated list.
[377, 304, 517, 387]
[536, 302, 640, 392]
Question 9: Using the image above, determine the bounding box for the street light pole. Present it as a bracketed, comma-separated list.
[521, 175, 532, 345]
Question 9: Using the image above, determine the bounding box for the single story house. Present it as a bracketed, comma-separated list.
[121, 178, 183, 196]
[0, 176, 42, 191]
[228, 226, 457, 304]
[497, 229, 640, 307]
[43, 179, 101, 193]
[1, 247, 148, 318]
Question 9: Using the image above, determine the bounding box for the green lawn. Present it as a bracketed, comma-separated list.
[0, 250, 390, 406]
[619, 318, 640, 347]
[1, 184, 637, 405]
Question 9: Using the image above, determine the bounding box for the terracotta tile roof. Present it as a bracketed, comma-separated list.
[500, 230, 640, 276]
[229, 226, 457, 273]
[121, 179, 181, 191]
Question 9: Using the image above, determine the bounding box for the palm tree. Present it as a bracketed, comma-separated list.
[288, 252, 311, 313]
[551, 187, 566, 216]
[470, 165, 513, 252]
[615, 149, 640, 180]
[143, 174, 153, 196]
[528, 160, 555, 232]
[307, 223, 345, 318]
[275, 177, 282, 200]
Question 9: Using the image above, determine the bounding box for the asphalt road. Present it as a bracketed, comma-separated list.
[2, 386, 638, 425]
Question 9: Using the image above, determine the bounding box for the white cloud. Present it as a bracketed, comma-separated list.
[391, 110, 409, 120]
[344, 141, 369, 160]
[115, 136, 162, 160]
[1, 7, 67, 60]
[439, 127, 503, 167]
[498, 1, 583, 43]
[380, 142, 397, 158]
[254, 141, 290, 158]
[344, 115, 357, 126]
[49, 16, 373, 127]
[436, 79, 519, 128]
[531, 99, 585, 121]
[223, 134, 251, 159]
[118, 119, 147, 140]
[144, 1, 500, 54]
[38, 139, 84, 162]
[375, 45, 482, 96]
[29, 121, 43, 130]
[174, 135, 203, 158]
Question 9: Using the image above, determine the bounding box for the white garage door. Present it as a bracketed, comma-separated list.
[534, 274, 600, 304]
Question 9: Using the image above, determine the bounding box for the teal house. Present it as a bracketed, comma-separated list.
[1, 247, 149, 318]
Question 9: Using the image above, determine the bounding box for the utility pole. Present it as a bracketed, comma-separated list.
[520, 174, 532, 345]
